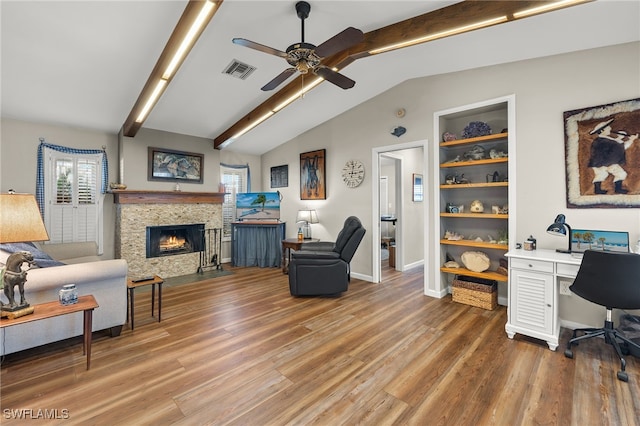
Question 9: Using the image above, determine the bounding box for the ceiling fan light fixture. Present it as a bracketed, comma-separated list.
[369, 15, 508, 55]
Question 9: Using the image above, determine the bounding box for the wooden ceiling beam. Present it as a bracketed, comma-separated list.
[123, 0, 223, 138]
[214, 0, 589, 150]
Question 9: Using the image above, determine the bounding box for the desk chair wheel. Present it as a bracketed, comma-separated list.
[564, 349, 574, 359]
[617, 371, 629, 382]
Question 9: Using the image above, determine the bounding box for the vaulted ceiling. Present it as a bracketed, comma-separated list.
[2, 1, 638, 156]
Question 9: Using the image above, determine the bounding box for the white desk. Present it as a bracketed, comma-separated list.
[505, 249, 582, 350]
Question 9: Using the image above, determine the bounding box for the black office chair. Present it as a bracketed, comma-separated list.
[564, 250, 640, 382]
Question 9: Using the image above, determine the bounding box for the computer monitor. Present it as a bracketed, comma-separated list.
[570, 229, 630, 254]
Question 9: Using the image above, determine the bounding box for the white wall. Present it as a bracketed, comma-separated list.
[260, 42, 640, 326]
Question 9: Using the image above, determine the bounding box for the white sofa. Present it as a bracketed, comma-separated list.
[0, 242, 127, 355]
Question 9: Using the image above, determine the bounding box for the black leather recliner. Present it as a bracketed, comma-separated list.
[288, 216, 366, 296]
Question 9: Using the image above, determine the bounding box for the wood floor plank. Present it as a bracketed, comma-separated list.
[1, 264, 639, 425]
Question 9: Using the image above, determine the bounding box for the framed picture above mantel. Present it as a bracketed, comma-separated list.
[148, 147, 203, 184]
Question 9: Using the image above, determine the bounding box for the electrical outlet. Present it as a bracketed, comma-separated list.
[560, 281, 572, 296]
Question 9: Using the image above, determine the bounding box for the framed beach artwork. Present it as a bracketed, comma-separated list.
[563, 98, 640, 208]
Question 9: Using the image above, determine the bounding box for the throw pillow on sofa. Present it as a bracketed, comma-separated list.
[0, 242, 65, 268]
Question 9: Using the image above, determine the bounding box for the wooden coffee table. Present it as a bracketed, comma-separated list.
[0, 295, 99, 370]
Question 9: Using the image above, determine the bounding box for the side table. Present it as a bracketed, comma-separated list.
[281, 238, 319, 274]
[127, 275, 164, 330]
[0, 295, 99, 369]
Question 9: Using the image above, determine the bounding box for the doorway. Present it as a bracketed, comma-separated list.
[371, 140, 429, 285]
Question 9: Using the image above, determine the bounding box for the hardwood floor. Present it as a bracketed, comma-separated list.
[1, 264, 639, 425]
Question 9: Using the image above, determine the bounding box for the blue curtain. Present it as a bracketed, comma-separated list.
[233, 223, 283, 267]
[36, 139, 108, 215]
[220, 162, 250, 192]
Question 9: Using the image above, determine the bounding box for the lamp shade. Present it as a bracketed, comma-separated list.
[546, 214, 571, 253]
[546, 214, 569, 236]
[0, 193, 50, 243]
[296, 209, 319, 224]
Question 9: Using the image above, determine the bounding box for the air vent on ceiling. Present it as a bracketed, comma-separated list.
[222, 59, 256, 80]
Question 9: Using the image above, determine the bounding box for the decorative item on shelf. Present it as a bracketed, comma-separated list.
[444, 230, 464, 241]
[460, 251, 491, 272]
[109, 182, 127, 190]
[443, 260, 460, 268]
[470, 200, 484, 213]
[443, 155, 462, 164]
[497, 229, 508, 245]
[486, 171, 507, 183]
[0, 193, 50, 317]
[462, 121, 492, 139]
[497, 257, 508, 276]
[218, 182, 226, 192]
[174, 183, 181, 192]
[445, 173, 470, 185]
[523, 235, 537, 251]
[391, 126, 406, 137]
[442, 132, 457, 142]
[463, 144, 486, 160]
[443, 253, 460, 268]
[547, 214, 572, 253]
[490, 204, 508, 214]
[296, 209, 319, 239]
[446, 203, 464, 214]
[58, 284, 78, 305]
[489, 148, 508, 159]
[487, 235, 497, 244]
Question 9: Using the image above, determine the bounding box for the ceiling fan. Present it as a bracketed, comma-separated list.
[233, 1, 364, 91]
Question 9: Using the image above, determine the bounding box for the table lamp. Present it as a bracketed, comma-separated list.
[0, 193, 50, 315]
[296, 209, 319, 239]
[546, 214, 571, 253]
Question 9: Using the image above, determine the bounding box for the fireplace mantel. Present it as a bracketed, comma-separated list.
[111, 190, 225, 205]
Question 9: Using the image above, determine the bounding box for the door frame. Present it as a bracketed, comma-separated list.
[371, 139, 429, 287]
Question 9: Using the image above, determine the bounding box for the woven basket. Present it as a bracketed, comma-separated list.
[452, 275, 497, 310]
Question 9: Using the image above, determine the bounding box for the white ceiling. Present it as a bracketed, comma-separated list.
[2, 1, 639, 156]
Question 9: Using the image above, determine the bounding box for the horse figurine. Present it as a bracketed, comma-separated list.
[2, 251, 36, 310]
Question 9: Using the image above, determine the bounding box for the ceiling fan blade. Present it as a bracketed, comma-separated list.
[233, 38, 288, 58]
[314, 27, 364, 58]
[314, 66, 355, 90]
[261, 68, 297, 91]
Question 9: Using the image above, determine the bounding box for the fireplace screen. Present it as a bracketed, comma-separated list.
[146, 224, 204, 258]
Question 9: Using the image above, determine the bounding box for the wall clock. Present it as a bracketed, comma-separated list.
[342, 160, 365, 188]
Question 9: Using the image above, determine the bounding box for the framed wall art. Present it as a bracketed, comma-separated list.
[563, 98, 640, 208]
[270, 165, 288, 188]
[300, 149, 326, 200]
[412, 173, 423, 202]
[148, 147, 203, 183]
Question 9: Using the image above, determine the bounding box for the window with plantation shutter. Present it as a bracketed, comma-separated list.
[44, 149, 103, 251]
[221, 165, 248, 240]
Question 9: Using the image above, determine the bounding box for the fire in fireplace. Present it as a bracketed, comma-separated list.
[146, 224, 205, 258]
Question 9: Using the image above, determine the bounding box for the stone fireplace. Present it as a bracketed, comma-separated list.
[113, 190, 224, 278]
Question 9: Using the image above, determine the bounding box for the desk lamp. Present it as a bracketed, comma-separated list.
[296, 209, 318, 239]
[546, 214, 571, 253]
[0, 193, 50, 315]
